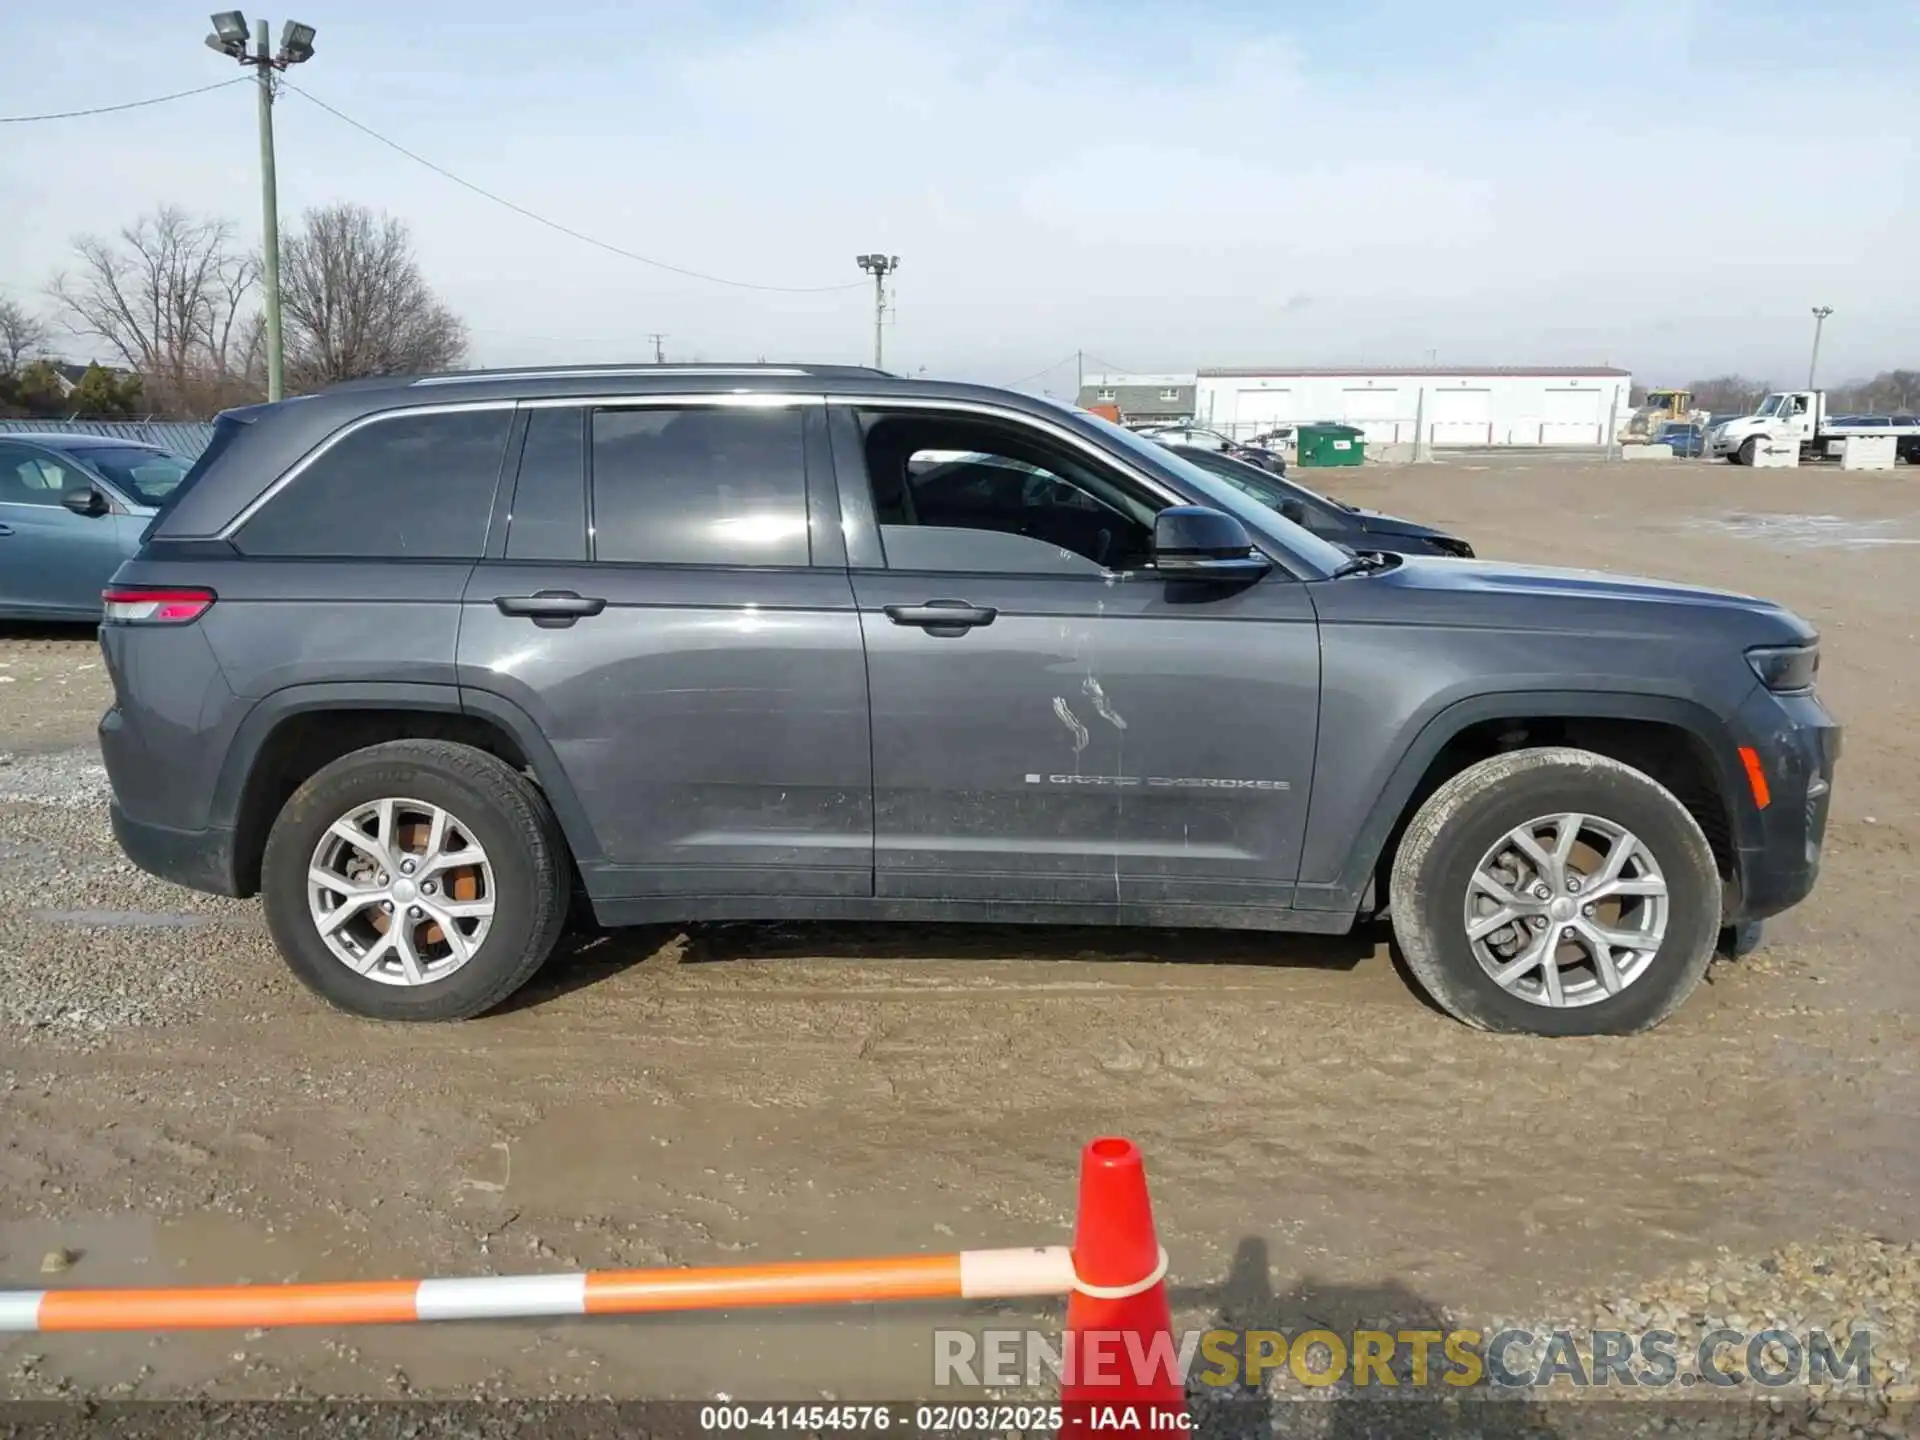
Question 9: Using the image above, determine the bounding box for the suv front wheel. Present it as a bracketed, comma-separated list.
[260, 740, 570, 1020]
[1389, 747, 1721, 1036]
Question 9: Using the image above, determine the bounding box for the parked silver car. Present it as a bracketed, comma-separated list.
[0, 433, 190, 620]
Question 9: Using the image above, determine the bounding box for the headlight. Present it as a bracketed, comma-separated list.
[1430, 535, 1476, 558]
[1746, 643, 1819, 693]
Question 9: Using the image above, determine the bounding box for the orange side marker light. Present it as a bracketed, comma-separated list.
[1737, 746, 1771, 809]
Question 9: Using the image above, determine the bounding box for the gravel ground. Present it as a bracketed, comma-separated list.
[1228, 1233, 1918, 1409]
[1, 455, 1917, 1417]
[1573, 1239, 1919, 1399]
[0, 749, 107, 808]
[0, 750, 267, 1036]
[0, 630, 107, 754]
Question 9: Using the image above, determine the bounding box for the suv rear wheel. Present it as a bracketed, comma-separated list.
[260, 739, 570, 1020]
[1389, 746, 1721, 1035]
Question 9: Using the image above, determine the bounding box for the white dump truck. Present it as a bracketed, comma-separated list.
[1711, 391, 1920, 465]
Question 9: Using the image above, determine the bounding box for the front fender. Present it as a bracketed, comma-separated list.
[1292, 688, 1747, 915]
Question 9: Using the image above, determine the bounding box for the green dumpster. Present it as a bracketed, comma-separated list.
[1297, 422, 1365, 467]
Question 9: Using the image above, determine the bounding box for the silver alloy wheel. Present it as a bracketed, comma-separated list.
[306, 797, 497, 987]
[1463, 812, 1669, 1008]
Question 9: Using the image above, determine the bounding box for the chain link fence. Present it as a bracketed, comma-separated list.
[0, 418, 217, 458]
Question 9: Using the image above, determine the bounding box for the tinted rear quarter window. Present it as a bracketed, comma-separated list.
[590, 406, 809, 566]
[238, 409, 512, 559]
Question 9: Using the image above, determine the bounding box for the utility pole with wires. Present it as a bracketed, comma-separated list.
[855, 253, 899, 370]
[648, 333, 667, 364]
[203, 10, 317, 404]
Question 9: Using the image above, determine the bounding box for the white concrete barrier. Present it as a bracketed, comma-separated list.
[1620, 443, 1674, 461]
[1751, 438, 1800, 469]
[1840, 435, 1897, 471]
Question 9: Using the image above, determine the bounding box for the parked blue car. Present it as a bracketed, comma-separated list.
[0, 433, 191, 620]
[1657, 422, 1708, 458]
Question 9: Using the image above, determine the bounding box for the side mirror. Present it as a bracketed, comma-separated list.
[61, 485, 110, 518]
[1277, 499, 1309, 525]
[1153, 505, 1271, 582]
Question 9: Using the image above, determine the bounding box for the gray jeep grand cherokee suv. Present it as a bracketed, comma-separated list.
[98, 365, 1839, 1035]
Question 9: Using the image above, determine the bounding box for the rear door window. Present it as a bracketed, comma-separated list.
[238, 408, 512, 559]
[589, 405, 810, 567]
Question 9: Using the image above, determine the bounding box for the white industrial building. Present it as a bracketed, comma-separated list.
[1193, 366, 1635, 448]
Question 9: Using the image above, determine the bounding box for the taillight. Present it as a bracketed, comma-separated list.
[101, 586, 216, 624]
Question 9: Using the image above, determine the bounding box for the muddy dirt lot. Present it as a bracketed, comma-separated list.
[2, 455, 1917, 1412]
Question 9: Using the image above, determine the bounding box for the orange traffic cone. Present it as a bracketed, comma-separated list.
[1061, 1137, 1186, 1431]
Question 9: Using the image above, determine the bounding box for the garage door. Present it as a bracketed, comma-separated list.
[1428, 389, 1492, 445]
[1341, 388, 1403, 445]
[1540, 389, 1603, 445]
[1234, 388, 1295, 436]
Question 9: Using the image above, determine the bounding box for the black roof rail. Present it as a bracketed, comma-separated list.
[321, 362, 896, 392]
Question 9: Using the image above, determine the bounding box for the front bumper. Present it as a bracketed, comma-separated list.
[1725, 690, 1841, 923]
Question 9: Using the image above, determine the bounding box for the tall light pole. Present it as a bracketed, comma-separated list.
[205, 11, 317, 403]
[855, 253, 899, 370]
[1807, 306, 1834, 390]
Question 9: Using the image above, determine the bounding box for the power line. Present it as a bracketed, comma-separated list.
[283, 82, 867, 295]
[1004, 354, 1080, 388]
[0, 77, 248, 124]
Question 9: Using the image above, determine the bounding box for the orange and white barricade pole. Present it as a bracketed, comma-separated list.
[0, 1249, 1078, 1332]
[2, 1138, 1186, 1419]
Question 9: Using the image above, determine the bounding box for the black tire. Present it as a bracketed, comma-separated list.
[261, 739, 570, 1020]
[1389, 747, 1721, 1036]
[1737, 437, 1757, 466]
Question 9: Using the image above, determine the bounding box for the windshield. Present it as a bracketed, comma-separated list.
[70, 445, 192, 508]
[1059, 404, 1353, 575]
[1756, 394, 1785, 418]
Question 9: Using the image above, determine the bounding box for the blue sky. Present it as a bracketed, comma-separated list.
[3, 0, 1915, 389]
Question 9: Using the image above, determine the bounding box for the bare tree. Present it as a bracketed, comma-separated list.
[0, 296, 51, 375]
[1882, 370, 1920, 414]
[279, 203, 468, 389]
[1687, 374, 1774, 418]
[1837, 369, 1920, 415]
[45, 206, 261, 414]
